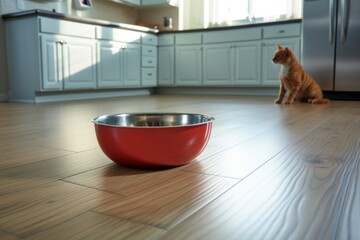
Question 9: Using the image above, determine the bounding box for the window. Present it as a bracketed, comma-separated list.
[204, 0, 302, 28]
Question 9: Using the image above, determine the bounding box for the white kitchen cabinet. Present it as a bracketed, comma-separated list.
[123, 43, 141, 86]
[97, 41, 141, 87]
[141, 0, 178, 7]
[125, 0, 141, 5]
[108, 0, 141, 6]
[175, 45, 202, 86]
[262, 38, 301, 86]
[203, 43, 232, 85]
[203, 27, 261, 86]
[141, 33, 158, 86]
[158, 46, 175, 85]
[175, 33, 202, 86]
[41, 34, 97, 90]
[97, 26, 141, 87]
[97, 42, 122, 88]
[233, 41, 261, 85]
[40, 35, 63, 90]
[158, 34, 175, 86]
[203, 41, 261, 86]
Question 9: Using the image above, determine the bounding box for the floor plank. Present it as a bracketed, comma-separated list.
[0, 141, 74, 169]
[181, 101, 348, 179]
[93, 171, 239, 229]
[27, 212, 166, 240]
[0, 181, 119, 238]
[0, 148, 111, 195]
[162, 102, 360, 239]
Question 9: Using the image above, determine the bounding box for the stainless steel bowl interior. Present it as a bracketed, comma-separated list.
[93, 113, 215, 127]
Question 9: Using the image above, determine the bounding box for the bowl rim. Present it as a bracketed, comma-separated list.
[92, 112, 215, 128]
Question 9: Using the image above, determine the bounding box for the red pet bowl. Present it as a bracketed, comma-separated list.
[92, 113, 214, 168]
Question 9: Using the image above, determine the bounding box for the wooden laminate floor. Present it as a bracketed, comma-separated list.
[0, 95, 359, 240]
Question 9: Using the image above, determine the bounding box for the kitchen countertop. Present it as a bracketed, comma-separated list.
[2, 9, 159, 34]
[160, 19, 302, 34]
[2, 9, 301, 35]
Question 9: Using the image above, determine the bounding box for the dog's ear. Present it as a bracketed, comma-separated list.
[276, 44, 283, 50]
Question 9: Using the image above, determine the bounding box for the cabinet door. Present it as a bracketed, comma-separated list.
[123, 43, 141, 86]
[203, 43, 232, 85]
[158, 46, 174, 86]
[97, 41, 123, 88]
[122, 0, 141, 6]
[142, 0, 177, 6]
[233, 41, 261, 85]
[175, 45, 202, 86]
[62, 36, 97, 89]
[262, 38, 300, 86]
[40, 35, 63, 90]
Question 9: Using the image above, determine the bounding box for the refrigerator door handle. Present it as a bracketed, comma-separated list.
[340, 0, 349, 43]
[329, 0, 336, 44]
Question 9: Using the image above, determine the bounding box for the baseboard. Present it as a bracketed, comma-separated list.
[34, 88, 155, 103]
[6, 87, 279, 103]
[9, 88, 153, 103]
[155, 87, 279, 96]
[0, 93, 8, 102]
[323, 91, 360, 101]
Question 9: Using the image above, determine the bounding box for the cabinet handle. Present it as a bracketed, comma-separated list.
[147, 73, 153, 76]
[278, 30, 285, 33]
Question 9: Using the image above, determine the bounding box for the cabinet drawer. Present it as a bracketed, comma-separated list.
[97, 27, 141, 43]
[142, 45, 157, 57]
[159, 34, 175, 46]
[142, 33, 158, 46]
[40, 17, 96, 38]
[142, 68, 157, 84]
[142, 56, 156, 67]
[176, 33, 202, 45]
[203, 28, 261, 44]
[263, 24, 301, 39]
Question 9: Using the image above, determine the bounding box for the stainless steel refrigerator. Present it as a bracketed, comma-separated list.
[302, 0, 360, 98]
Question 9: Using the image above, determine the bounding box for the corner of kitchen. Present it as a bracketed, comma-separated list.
[0, 0, 359, 239]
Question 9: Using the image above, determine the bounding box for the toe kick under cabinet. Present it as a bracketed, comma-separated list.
[4, 15, 158, 102]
